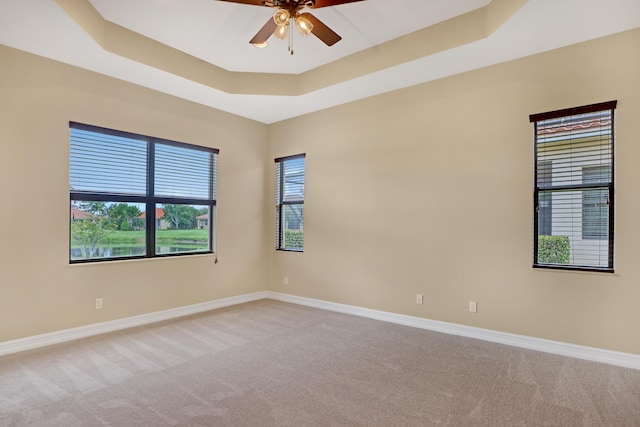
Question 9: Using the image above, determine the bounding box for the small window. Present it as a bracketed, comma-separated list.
[275, 154, 305, 251]
[69, 123, 218, 263]
[530, 101, 616, 272]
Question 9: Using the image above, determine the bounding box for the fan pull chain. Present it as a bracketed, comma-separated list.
[289, 18, 294, 55]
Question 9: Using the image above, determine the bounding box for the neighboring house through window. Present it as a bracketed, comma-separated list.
[537, 161, 553, 236]
[275, 154, 305, 251]
[69, 122, 218, 262]
[139, 207, 169, 230]
[582, 165, 611, 240]
[530, 101, 616, 271]
[196, 214, 209, 229]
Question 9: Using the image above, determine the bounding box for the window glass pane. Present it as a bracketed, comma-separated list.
[155, 144, 214, 199]
[155, 204, 210, 254]
[70, 201, 146, 260]
[282, 157, 305, 202]
[583, 165, 612, 185]
[537, 188, 610, 268]
[538, 193, 552, 236]
[582, 188, 609, 240]
[536, 110, 612, 186]
[70, 127, 147, 195]
[537, 161, 553, 235]
[282, 204, 304, 250]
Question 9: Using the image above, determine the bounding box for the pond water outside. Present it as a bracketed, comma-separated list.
[70, 245, 207, 260]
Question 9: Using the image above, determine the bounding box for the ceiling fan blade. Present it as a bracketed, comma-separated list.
[309, 0, 366, 8]
[249, 18, 278, 44]
[216, 0, 267, 6]
[299, 12, 341, 46]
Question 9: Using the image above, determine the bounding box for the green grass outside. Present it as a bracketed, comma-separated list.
[156, 229, 209, 244]
[72, 229, 209, 249]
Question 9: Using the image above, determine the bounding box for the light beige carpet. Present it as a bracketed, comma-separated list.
[1, 300, 639, 426]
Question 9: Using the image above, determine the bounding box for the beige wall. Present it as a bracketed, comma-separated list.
[0, 45, 269, 342]
[2, 28, 640, 356]
[268, 28, 640, 355]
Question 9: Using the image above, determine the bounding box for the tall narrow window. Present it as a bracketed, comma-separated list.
[530, 101, 616, 271]
[275, 154, 305, 251]
[70, 122, 218, 263]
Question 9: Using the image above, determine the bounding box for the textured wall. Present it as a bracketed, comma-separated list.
[267, 28, 640, 355]
[0, 45, 270, 341]
[2, 28, 640, 356]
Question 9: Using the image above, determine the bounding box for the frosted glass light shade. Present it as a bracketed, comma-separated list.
[273, 9, 290, 26]
[274, 23, 289, 40]
[296, 16, 313, 36]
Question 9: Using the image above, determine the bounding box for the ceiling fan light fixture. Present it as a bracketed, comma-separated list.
[295, 16, 313, 36]
[273, 8, 290, 27]
[274, 22, 289, 40]
[223, 0, 355, 53]
[252, 41, 269, 48]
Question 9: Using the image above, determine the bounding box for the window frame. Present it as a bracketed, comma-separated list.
[275, 153, 305, 252]
[530, 101, 616, 272]
[69, 122, 219, 264]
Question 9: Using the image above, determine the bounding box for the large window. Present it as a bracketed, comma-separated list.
[275, 154, 305, 251]
[530, 101, 616, 271]
[69, 122, 218, 263]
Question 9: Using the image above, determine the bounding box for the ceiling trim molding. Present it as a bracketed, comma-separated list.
[55, 0, 527, 97]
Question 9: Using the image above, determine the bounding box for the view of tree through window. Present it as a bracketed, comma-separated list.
[69, 123, 218, 262]
[530, 101, 616, 271]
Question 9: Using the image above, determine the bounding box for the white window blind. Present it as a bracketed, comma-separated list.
[70, 127, 147, 195]
[155, 143, 217, 200]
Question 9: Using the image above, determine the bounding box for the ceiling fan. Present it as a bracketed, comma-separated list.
[217, 0, 366, 53]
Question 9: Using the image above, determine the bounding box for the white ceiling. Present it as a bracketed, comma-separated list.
[1, 0, 640, 123]
[89, 0, 492, 74]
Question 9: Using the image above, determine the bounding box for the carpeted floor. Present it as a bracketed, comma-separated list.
[1, 300, 639, 426]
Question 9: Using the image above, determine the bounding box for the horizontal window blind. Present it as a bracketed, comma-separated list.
[530, 101, 616, 271]
[70, 126, 147, 195]
[155, 143, 217, 200]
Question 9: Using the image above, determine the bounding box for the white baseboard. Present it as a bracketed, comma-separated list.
[3, 290, 639, 371]
[0, 291, 269, 357]
[266, 291, 640, 371]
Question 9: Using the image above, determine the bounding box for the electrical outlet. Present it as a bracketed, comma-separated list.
[284, 276, 288, 285]
[95, 298, 103, 310]
[416, 294, 423, 304]
[469, 301, 477, 313]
